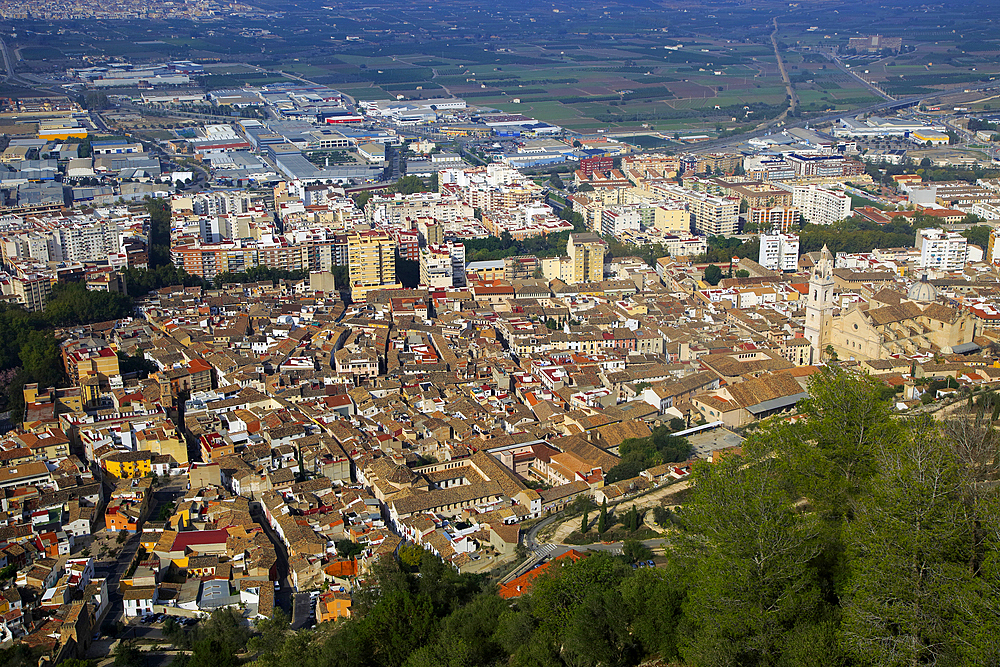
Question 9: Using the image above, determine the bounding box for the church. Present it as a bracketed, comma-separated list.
[804, 246, 977, 363]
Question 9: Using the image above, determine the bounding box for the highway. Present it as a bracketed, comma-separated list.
[0, 38, 21, 85]
[824, 52, 895, 102]
[688, 80, 1000, 154]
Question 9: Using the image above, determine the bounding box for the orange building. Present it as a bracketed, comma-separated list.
[316, 591, 352, 622]
[200, 432, 235, 463]
[498, 549, 586, 599]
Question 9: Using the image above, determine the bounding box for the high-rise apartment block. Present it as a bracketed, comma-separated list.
[567, 232, 606, 284]
[758, 233, 800, 272]
[419, 242, 466, 289]
[749, 207, 800, 234]
[916, 228, 967, 271]
[780, 183, 852, 226]
[348, 230, 400, 301]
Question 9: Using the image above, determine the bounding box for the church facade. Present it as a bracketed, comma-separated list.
[805, 246, 977, 363]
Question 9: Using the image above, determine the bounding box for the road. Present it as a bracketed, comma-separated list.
[250, 504, 311, 628]
[249, 505, 293, 617]
[90, 476, 188, 630]
[501, 479, 693, 584]
[824, 52, 895, 102]
[0, 38, 16, 84]
[688, 80, 1000, 154]
[770, 18, 797, 116]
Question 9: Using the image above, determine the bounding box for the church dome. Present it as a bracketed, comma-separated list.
[907, 275, 937, 302]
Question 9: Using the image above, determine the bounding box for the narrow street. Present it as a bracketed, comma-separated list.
[249, 505, 293, 619]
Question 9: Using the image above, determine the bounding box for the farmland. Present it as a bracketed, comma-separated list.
[6, 0, 1000, 132]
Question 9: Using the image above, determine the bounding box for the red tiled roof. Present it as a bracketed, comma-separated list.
[171, 529, 230, 552]
[497, 549, 586, 599]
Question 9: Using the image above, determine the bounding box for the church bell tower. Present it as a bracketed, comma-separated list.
[804, 245, 835, 364]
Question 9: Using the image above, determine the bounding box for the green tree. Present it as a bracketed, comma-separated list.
[189, 608, 249, 667]
[395, 175, 430, 195]
[621, 539, 652, 564]
[703, 264, 723, 286]
[118, 352, 157, 379]
[672, 456, 834, 665]
[840, 421, 971, 666]
[336, 539, 363, 559]
[963, 224, 992, 249]
[59, 660, 94, 667]
[399, 543, 424, 569]
[581, 505, 590, 534]
[114, 640, 145, 667]
[353, 191, 374, 209]
[246, 610, 290, 667]
[598, 498, 608, 534]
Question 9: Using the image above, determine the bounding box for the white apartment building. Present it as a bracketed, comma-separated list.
[2, 221, 125, 264]
[601, 206, 642, 238]
[758, 233, 800, 272]
[917, 228, 967, 271]
[365, 191, 475, 226]
[189, 191, 252, 217]
[778, 183, 852, 226]
[419, 242, 467, 289]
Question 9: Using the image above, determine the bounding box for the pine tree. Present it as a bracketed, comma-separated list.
[581, 506, 589, 534]
[598, 499, 608, 534]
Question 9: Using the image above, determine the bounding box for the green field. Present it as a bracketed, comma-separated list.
[7, 0, 1000, 134]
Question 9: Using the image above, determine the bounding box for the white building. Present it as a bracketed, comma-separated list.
[779, 183, 852, 226]
[189, 191, 252, 217]
[916, 228, 967, 271]
[661, 235, 708, 258]
[601, 206, 642, 238]
[758, 233, 800, 272]
[419, 241, 467, 289]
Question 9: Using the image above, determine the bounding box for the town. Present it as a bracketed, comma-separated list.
[1, 3, 1000, 666]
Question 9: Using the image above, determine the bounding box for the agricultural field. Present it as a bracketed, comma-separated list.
[5, 0, 1000, 132]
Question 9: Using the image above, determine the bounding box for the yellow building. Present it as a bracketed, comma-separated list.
[653, 204, 689, 234]
[136, 423, 189, 465]
[567, 232, 606, 284]
[348, 230, 401, 301]
[103, 451, 154, 479]
[22, 384, 83, 414]
[64, 342, 121, 389]
[912, 129, 950, 146]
